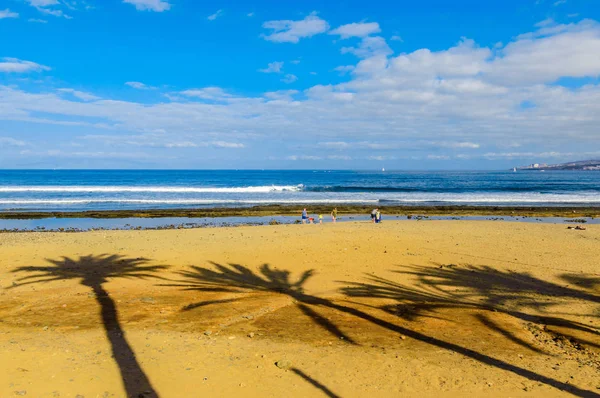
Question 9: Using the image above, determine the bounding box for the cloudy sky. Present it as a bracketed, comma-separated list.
[1, 0, 599, 169]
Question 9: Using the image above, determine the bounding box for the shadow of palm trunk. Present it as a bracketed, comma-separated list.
[92, 283, 158, 398]
[319, 299, 598, 397]
[290, 368, 340, 398]
[10, 254, 166, 398]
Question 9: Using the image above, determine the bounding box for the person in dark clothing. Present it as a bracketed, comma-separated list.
[371, 208, 378, 223]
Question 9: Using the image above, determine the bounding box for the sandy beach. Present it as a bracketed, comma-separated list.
[1, 220, 599, 397]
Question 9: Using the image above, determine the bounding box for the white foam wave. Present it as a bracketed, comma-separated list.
[0, 196, 599, 206]
[0, 185, 303, 193]
[0, 199, 378, 205]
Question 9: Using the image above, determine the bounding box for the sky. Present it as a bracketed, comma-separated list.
[1, 0, 600, 169]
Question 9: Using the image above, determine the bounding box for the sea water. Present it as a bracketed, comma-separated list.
[0, 169, 599, 212]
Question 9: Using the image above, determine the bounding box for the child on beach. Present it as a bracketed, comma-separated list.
[375, 210, 382, 223]
[371, 208, 378, 223]
[319, 214, 323, 224]
[331, 208, 338, 223]
[301, 208, 308, 224]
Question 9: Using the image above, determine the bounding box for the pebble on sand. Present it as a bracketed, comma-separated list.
[275, 360, 292, 369]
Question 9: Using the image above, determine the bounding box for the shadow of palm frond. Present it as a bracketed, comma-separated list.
[560, 274, 600, 292]
[397, 264, 600, 307]
[11, 254, 167, 398]
[165, 261, 595, 396]
[12, 254, 166, 288]
[171, 262, 313, 295]
[341, 264, 599, 348]
[163, 262, 356, 344]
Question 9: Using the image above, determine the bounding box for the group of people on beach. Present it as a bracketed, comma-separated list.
[301, 207, 337, 224]
[371, 208, 382, 223]
[301, 207, 381, 224]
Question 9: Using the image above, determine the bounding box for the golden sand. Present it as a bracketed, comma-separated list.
[1, 220, 599, 397]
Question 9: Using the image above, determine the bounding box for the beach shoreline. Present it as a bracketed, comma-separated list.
[1, 203, 599, 219]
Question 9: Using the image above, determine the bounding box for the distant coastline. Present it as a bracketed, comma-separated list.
[516, 159, 600, 171]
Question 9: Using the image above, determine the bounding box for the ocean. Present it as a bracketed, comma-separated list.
[0, 169, 599, 212]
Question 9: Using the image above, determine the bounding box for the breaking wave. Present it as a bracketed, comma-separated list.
[0, 185, 304, 193]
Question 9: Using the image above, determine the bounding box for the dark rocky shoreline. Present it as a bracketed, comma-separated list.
[1, 204, 599, 220]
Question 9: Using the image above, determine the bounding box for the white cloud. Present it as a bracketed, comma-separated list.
[320, 141, 350, 149]
[25, 0, 72, 18]
[123, 0, 171, 12]
[0, 137, 27, 146]
[427, 154, 450, 160]
[38, 8, 63, 17]
[27, 0, 59, 6]
[57, 88, 100, 101]
[259, 61, 284, 74]
[207, 9, 223, 21]
[341, 36, 392, 58]
[328, 155, 352, 160]
[329, 22, 381, 39]
[19, 149, 153, 159]
[439, 141, 480, 149]
[390, 35, 403, 42]
[368, 156, 395, 161]
[179, 87, 234, 101]
[125, 81, 156, 90]
[262, 12, 329, 43]
[334, 65, 355, 75]
[247, 12, 254, 17]
[0, 58, 50, 73]
[0, 9, 19, 19]
[264, 90, 299, 100]
[212, 141, 244, 148]
[162, 141, 196, 148]
[489, 20, 600, 85]
[281, 74, 298, 84]
[535, 18, 555, 28]
[163, 141, 244, 148]
[82, 134, 246, 150]
[319, 141, 479, 150]
[287, 155, 321, 161]
[481, 151, 583, 159]
[28, 18, 48, 23]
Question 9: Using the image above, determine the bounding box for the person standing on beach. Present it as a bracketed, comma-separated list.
[302, 208, 308, 224]
[371, 208, 378, 223]
[331, 207, 338, 223]
[319, 214, 323, 224]
[375, 209, 382, 223]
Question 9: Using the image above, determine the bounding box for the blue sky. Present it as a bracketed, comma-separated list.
[1, 0, 600, 169]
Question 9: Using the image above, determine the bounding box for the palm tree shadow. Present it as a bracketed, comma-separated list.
[401, 264, 599, 333]
[342, 264, 600, 336]
[341, 264, 600, 396]
[167, 262, 598, 397]
[11, 254, 167, 398]
[162, 262, 358, 344]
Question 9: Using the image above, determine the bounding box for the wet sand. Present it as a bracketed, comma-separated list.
[1, 220, 599, 397]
